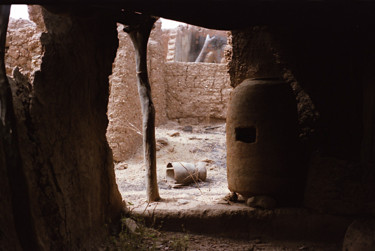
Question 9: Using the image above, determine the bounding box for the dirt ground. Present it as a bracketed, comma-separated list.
[115, 121, 229, 211]
[152, 231, 340, 251]
[113, 122, 342, 250]
[104, 228, 340, 251]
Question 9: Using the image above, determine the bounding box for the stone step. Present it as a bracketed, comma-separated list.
[132, 204, 353, 243]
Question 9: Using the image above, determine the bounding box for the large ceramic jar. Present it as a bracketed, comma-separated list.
[226, 78, 301, 204]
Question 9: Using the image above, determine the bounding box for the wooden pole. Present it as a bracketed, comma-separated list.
[124, 14, 161, 202]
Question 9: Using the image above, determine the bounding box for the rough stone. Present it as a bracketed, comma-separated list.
[228, 24, 375, 215]
[169, 132, 180, 137]
[246, 196, 277, 210]
[0, 121, 22, 251]
[115, 162, 128, 170]
[5, 10, 124, 249]
[5, 17, 42, 81]
[227, 26, 283, 87]
[27, 5, 45, 32]
[182, 125, 193, 132]
[134, 205, 352, 242]
[304, 153, 375, 215]
[157, 137, 169, 146]
[123, 218, 139, 235]
[156, 136, 169, 151]
[343, 219, 375, 251]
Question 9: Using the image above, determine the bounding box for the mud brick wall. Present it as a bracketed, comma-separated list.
[164, 62, 232, 124]
[106, 21, 167, 162]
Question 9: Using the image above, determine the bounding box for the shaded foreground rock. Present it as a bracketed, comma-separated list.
[2, 9, 123, 249]
[246, 196, 277, 210]
[343, 219, 375, 251]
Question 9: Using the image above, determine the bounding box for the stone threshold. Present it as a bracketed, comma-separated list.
[131, 203, 353, 243]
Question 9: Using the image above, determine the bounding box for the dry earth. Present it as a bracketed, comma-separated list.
[153, 232, 340, 251]
[115, 121, 229, 212]
[113, 122, 341, 251]
[104, 229, 340, 251]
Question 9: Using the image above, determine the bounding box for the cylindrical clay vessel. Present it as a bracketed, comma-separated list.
[226, 78, 300, 204]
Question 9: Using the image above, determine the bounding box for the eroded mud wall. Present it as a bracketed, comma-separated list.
[165, 62, 231, 124]
[229, 25, 375, 215]
[5, 17, 42, 80]
[3, 8, 123, 249]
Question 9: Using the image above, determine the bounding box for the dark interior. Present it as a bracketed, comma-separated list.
[1, 1, 375, 250]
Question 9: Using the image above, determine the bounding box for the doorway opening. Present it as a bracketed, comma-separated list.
[106, 19, 233, 211]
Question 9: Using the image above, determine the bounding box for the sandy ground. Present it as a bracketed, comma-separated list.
[112, 122, 342, 250]
[114, 121, 230, 212]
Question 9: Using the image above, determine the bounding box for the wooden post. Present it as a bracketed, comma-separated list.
[124, 14, 161, 202]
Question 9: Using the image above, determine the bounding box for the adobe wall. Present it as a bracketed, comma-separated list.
[106, 21, 167, 162]
[164, 62, 231, 124]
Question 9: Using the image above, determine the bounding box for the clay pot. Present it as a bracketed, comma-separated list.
[166, 162, 207, 185]
[226, 78, 301, 204]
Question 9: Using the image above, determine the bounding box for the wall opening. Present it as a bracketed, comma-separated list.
[235, 126, 257, 143]
[107, 20, 233, 212]
[5, 6, 234, 216]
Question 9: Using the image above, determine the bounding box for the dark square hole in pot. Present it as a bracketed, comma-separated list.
[235, 127, 256, 143]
